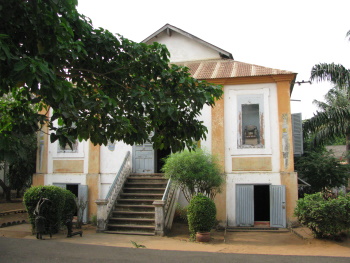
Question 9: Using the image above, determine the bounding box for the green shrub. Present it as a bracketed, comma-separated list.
[62, 189, 77, 220]
[23, 185, 77, 233]
[173, 203, 188, 224]
[187, 194, 216, 239]
[162, 149, 224, 202]
[91, 214, 97, 226]
[294, 192, 350, 238]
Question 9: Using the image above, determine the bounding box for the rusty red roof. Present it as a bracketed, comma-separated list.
[173, 59, 295, 80]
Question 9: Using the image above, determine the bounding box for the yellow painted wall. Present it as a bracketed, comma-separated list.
[53, 160, 84, 173]
[232, 157, 272, 171]
[276, 77, 298, 223]
[88, 142, 100, 174]
[32, 173, 45, 186]
[211, 91, 226, 222]
[276, 79, 295, 172]
[281, 172, 298, 223]
[86, 173, 99, 219]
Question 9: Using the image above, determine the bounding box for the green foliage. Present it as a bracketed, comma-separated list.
[173, 203, 188, 224]
[187, 194, 216, 238]
[90, 214, 97, 226]
[295, 149, 349, 193]
[62, 189, 77, 220]
[23, 186, 77, 233]
[294, 192, 350, 238]
[6, 132, 37, 195]
[162, 149, 224, 202]
[303, 85, 350, 151]
[0, 1, 223, 152]
[307, 31, 350, 161]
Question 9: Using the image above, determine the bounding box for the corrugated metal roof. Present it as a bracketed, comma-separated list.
[173, 59, 295, 79]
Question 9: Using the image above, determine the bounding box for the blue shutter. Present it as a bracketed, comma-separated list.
[78, 185, 88, 223]
[292, 113, 303, 157]
[236, 185, 254, 226]
[270, 185, 286, 228]
[133, 143, 155, 173]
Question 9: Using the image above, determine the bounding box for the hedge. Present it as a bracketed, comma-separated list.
[24, 185, 76, 233]
[294, 192, 350, 238]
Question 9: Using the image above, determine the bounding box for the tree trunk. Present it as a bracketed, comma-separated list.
[0, 178, 11, 201]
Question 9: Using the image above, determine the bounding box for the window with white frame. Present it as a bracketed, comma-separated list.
[237, 94, 265, 148]
[57, 141, 79, 153]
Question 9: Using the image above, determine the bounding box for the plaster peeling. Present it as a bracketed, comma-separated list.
[282, 114, 289, 169]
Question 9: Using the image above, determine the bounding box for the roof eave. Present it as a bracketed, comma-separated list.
[141, 24, 233, 60]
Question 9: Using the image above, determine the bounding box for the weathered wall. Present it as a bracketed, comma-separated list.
[145, 30, 221, 62]
[211, 91, 226, 222]
[53, 160, 84, 173]
[86, 173, 100, 218]
[280, 172, 298, 223]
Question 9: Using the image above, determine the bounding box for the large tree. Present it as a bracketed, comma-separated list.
[295, 148, 349, 194]
[303, 30, 350, 162]
[0, 0, 223, 152]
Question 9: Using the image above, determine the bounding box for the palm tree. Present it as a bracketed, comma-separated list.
[304, 30, 350, 162]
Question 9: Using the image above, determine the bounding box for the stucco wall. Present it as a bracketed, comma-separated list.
[145, 30, 221, 62]
[226, 172, 281, 226]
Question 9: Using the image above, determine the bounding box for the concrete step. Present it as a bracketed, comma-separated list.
[125, 182, 168, 186]
[114, 204, 154, 212]
[111, 211, 155, 218]
[109, 218, 155, 225]
[107, 223, 155, 233]
[104, 230, 155, 236]
[107, 223, 155, 229]
[120, 193, 163, 198]
[129, 173, 165, 177]
[117, 198, 156, 203]
[226, 227, 289, 232]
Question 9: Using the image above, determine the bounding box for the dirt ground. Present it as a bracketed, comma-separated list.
[0, 198, 28, 226]
[1, 199, 350, 257]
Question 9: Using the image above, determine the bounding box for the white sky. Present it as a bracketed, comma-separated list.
[77, 0, 350, 120]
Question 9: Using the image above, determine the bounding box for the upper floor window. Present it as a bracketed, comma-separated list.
[57, 141, 78, 153]
[237, 94, 265, 149]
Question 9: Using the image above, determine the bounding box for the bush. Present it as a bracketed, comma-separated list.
[187, 194, 216, 238]
[294, 192, 350, 238]
[62, 189, 77, 220]
[24, 186, 77, 233]
[173, 203, 188, 224]
[295, 150, 350, 194]
[162, 149, 224, 202]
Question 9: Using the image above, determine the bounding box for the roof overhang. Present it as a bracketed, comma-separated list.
[142, 24, 233, 60]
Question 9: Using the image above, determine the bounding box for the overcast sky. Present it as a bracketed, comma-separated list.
[77, 0, 350, 119]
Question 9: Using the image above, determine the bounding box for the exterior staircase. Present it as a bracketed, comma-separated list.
[104, 173, 168, 236]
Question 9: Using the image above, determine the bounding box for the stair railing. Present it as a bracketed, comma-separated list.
[153, 178, 180, 236]
[95, 151, 131, 232]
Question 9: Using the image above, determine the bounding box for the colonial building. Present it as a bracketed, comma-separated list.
[33, 24, 299, 230]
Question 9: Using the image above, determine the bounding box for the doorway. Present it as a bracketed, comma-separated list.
[133, 143, 171, 173]
[254, 185, 270, 222]
[235, 184, 286, 227]
[155, 148, 172, 173]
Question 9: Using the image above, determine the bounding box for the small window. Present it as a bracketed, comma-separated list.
[238, 94, 264, 148]
[57, 141, 78, 153]
[242, 104, 260, 146]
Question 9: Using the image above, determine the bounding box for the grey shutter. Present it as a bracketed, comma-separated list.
[292, 113, 303, 156]
[78, 185, 88, 223]
[270, 185, 286, 228]
[236, 185, 254, 226]
[133, 142, 155, 173]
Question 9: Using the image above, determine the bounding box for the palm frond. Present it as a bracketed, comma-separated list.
[310, 63, 350, 88]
